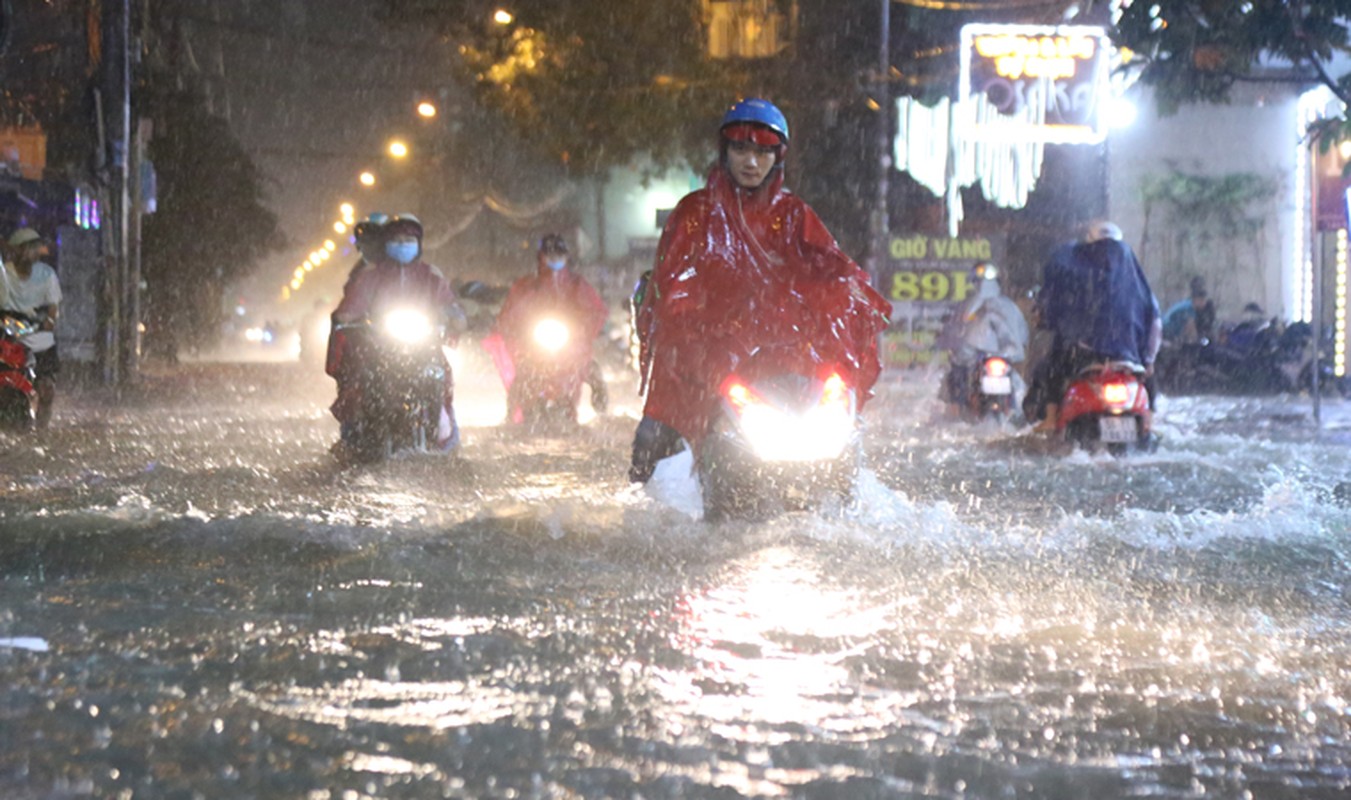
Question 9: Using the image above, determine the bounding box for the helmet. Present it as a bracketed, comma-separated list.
[538, 233, 568, 256]
[973, 261, 999, 281]
[385, 213, 423, 239]
[720, 98, 789, 145]
[1083, 220, 1123, 243]
[7, 228, 44, 248]
[352, 212, 389, 243]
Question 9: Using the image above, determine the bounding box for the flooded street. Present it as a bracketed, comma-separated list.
[2, 353, 1349, 799]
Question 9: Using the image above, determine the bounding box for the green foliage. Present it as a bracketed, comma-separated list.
[140, 82, 284, 352]
[1114, 0, 1351, 116]
[1139, 166, 1276, 301]
[1140, 168, 1276, 238]
[378, 0, 744, 177]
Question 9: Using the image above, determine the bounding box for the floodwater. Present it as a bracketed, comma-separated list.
[1, 346, 1349, 799]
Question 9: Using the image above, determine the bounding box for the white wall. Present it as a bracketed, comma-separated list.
[1107, 82, 1299, 320]
[581, 163, 701, 264]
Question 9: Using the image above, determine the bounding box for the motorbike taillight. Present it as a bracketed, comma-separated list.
[984, 357, 1010, 377]
[1102, 381, 1130, 405]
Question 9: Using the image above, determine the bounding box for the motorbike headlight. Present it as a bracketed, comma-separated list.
[533, 318, 571, 353]
[723, 374, 856, 462]
[382, 309, 434, 344]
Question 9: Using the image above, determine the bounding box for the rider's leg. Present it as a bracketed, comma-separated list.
[629, 416, 683, 484]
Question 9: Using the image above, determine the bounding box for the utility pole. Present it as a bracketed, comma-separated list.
[869, 0, 891, 286]
[102, 0, 132, 384]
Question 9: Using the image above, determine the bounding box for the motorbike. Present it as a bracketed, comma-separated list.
[1154, 318, 1308, 396]
[1057, 360, 1156, 455]
[946, 353, 1020, 422]
[1294, 322, 1351, 397]
[508, 315, 592, 426]
[698, 349, 860, 521]
[0, 312, 39, 431]
[336, 306, 455, 462]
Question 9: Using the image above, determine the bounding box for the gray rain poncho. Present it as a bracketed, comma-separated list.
[937, 276, 1029, 366]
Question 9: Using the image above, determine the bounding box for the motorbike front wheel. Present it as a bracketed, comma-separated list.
[698, 438, 859, 522]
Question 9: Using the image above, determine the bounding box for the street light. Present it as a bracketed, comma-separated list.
[359, 171, 376, 187]
[388, 140, 409, 159]
[1106, 96, 1138, 128]
[493, 9, 513, 25]
[417, 101, 438, 119]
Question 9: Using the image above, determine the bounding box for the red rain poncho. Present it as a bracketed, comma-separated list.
[637, 164, 891, 446]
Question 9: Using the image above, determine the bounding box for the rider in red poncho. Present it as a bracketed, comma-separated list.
[485, 234, 610, 423]
[629, 97, 891, 483]
[329, 213, 467, 451]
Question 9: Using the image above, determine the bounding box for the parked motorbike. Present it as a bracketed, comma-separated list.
[1294, 322, 1351, 397]
[0, 312, 39, 431]
[336, 306, 454, 462]
[698, 349, 859, 521]
[1155, 318, 1307, 396]
[1058, 361, 1156, 455]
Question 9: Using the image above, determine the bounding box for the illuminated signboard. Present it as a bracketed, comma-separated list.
[958, 23, 1110, 145]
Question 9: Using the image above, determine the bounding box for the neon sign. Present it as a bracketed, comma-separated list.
[959, 23, 1110, 145]
[73, 187, 101, 230]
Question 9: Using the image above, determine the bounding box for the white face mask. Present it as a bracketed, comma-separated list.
[545, 257, 566, 271]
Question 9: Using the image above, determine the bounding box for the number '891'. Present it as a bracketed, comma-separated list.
[888, 270, 974, 303]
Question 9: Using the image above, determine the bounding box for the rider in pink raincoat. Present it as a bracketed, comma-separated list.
[486, 234, 610, 423]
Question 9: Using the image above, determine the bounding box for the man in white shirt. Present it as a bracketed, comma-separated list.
[2, 228, 62, 428]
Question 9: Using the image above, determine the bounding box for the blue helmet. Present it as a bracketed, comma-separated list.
[720, 98, 789, 144]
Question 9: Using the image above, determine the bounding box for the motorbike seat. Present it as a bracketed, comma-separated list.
[1078, 359, 1145, 376]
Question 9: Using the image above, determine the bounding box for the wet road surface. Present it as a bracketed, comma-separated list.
[1, 355, 1349, 798]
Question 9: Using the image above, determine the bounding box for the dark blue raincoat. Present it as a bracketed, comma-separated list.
[1039, 238, 1158, 366]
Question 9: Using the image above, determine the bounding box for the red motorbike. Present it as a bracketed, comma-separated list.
[0, 312, 39, 431]
[1057, 361, 1156, 455]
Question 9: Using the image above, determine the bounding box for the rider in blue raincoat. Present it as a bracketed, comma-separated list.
[1027, 221, 1161, 430]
